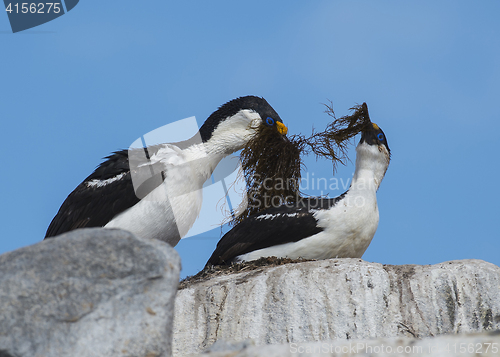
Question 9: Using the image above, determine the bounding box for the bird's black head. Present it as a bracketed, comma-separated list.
[199, 96, 288, 142]
[360, 122, 390, 153]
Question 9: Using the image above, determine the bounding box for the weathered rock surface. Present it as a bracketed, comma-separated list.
[0, 228, 181, 357]
[173, 259, 500, 356]
[194, 330, 500, 357]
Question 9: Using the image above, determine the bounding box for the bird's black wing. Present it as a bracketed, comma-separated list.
[45, 147, 165, 238]
[206, 205, 321, 266]
[206, 195, 347, 266]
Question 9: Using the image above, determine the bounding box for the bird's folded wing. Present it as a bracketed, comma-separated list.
[45, 149, 167, 238]
[206, 205, 323, 265]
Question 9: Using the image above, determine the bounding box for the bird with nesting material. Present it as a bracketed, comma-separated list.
[206, 104, 390, 265]
[45, 96, 288, 246]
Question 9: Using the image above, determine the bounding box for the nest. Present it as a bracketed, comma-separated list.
[232, 102, 373, 226]
[179, 257, 314, 289]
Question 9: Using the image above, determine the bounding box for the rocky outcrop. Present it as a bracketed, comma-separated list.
[0, 228, 180, 357]
[2, 229, 499, 357]
[173, 259, 500, 356]
[196, 330, 500, 357]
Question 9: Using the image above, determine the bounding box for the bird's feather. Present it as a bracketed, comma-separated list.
[206, 196, 345, 265]
[45, 148, 166, 238]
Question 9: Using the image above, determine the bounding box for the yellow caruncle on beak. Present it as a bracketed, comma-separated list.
[276, 121, 288, 135]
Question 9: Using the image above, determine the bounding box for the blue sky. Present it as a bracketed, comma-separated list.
[1, 1, 499, 279]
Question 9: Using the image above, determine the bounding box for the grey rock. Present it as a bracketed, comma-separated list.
[194, 330, 500, 357]
[173, 259, 500, 356]
[0, 228, 181, 357]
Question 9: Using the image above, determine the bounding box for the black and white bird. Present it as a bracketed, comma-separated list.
[45, 96, 288, 246]
[206, 122, 390, 265]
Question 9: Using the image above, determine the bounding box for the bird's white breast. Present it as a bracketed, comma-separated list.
[236, 189, 379, 262]
[235, 138, 388, 263]
[105, 144, 209, 246]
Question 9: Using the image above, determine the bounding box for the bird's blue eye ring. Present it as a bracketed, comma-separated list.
[377, 133, 384, 141]
[266, 117, 274, 126]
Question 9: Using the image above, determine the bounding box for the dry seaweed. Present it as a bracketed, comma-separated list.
[302, 101, 373, 172]
[232, 125, 304, 225]
[231, 102, 372, 225]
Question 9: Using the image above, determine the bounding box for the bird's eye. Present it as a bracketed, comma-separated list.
[377, 133, 384, 141]
[265, 117, 275, 126]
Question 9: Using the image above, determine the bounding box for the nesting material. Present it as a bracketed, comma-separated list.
[232, 102, 372, 225]
[178, 257, 313, 289]
[234, 126, 303, 225]
[305, 102, 372, 170]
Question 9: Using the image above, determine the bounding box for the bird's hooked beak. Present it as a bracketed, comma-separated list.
[276, 121, 288, 136]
